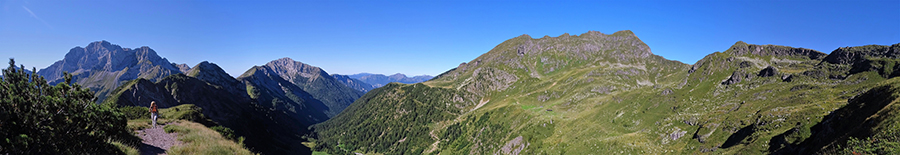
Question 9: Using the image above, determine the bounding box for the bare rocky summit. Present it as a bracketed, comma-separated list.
[36, 41, 183, 103]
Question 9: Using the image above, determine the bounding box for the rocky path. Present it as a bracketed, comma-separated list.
[136, 123, 181, 155]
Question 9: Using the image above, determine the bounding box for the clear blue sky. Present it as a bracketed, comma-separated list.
[1, 0, 898, 77]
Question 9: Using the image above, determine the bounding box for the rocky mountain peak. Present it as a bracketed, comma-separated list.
[516, 34, 532, 39]
[36, 41, 183, 103]
[194, 61, 219, 70]
[439, 30, 655, 83]
[264, 57, 326, 80]
[725, 41, 827, 60]
[187, 61, 245, 96]
[610, 30, 636, 36]
[84, 40, 120, 52]
[188, 61, 231, 79]
[823, 43, 900, 64]
[175, 63, 191, 73]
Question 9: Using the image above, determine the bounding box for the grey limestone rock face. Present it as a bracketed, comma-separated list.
[463, 67, 518, 96]
[36, 41, 182, 103]
[244, 57, 364, 118]
[264, 57, 326, 82]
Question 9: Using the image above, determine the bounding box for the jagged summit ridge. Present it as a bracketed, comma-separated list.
[264, 57, 327, 82]
[36, 40, 182, 103]
[240, 57, 363, 118]
[823, 43, 900, 64]
[726, 41, 827, 60]
[437, 30, 662, 84]
[510, 30, 650, 58]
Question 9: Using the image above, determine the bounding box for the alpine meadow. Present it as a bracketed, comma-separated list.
[1, 1, 899, 155]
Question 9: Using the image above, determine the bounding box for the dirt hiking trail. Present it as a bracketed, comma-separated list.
[136, 123, 181, 155]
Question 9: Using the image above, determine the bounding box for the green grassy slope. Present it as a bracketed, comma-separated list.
[122, 104, 255, 155]
[310, 30, 900, 155]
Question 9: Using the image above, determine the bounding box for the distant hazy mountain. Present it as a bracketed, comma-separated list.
[331, 74, 375, 92]
[347, 73, 433, 87]
[36, 41, 183, 103]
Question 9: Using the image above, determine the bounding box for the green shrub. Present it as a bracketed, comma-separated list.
[159, 104, 216, 126]
[117, 106, 150, 120]
[0, 59, 140, 154]
[211, 126, 237, 140]
[832, 128, 900, 154]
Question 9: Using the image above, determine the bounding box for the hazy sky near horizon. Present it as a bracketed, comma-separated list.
[1, 0, 898, 77]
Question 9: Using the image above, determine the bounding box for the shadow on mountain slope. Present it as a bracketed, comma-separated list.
[769, 79, 900, 154]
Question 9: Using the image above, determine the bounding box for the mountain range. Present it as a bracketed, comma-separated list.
[27, 41, 406, 154]
[332, 73, 433, 92]
[102, 59, 345, 154]
[15, 30, 900, 155]
[309, 30, 900, 154]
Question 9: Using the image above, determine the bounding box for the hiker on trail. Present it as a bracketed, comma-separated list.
[150, 101, 159, 128]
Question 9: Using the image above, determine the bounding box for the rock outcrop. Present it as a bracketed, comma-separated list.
[723, 71, 749, 85]
[758, 66, 778, 77]
[823, 44, 900, 65]
[727, 41, 827, 60]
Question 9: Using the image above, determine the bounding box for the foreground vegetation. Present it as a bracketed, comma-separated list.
[0, 59, 253, 154]
[164, 120, 254, 155]
[0, 59, 139, 154]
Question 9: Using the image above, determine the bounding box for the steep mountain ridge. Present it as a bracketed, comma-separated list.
[36, 41, 183, 103]
[187, 61, 246, 96]
[255, 58, 364, 117]
[237, 65, 330, 123]
[311, 30, 900, 155]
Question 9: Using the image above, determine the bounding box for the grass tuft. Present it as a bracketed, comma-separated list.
[165, 120, 256, 155]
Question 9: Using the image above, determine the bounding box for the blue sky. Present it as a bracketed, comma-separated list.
[1, 0, 898, 77]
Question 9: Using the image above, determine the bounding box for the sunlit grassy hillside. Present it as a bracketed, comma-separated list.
[310, 30, 900, 154]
